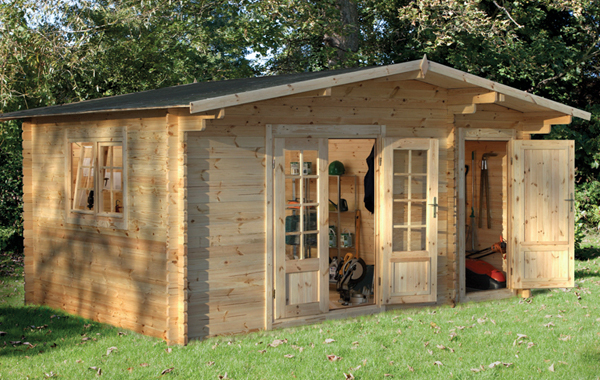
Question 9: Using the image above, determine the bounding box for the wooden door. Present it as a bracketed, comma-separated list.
[274, 138, 328, 319]
[508, 140, 575, 289]
[381, 138, 439, 304]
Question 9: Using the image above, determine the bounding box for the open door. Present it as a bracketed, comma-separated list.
[381, 138, 439, 304]
[274, 138, 328, 319]
[508, 140, 575, 289]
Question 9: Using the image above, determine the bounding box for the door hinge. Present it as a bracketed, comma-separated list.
[272, 289, 276, 299]
[378, 277, 381, 286]
[272, 158, 275, 169]
[378, 157, 382, 166]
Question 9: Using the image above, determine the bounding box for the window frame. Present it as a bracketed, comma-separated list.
[66, 137, 127, 229]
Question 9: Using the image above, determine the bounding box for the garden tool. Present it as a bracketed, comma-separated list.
[478, 152, 497, 229]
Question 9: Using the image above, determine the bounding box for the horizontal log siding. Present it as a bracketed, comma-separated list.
[29, 112, 169, 340]
[186, 127, 267, 340]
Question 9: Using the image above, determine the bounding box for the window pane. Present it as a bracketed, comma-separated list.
[112, 146, 123, 167]
[71, 142, 94, 211]
[98, 144, 124, 215]
[101, 189, 113, 213]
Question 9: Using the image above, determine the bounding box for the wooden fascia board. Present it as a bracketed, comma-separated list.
[284, 88, 332, 99]
[428, 61, 591, 121]
[189, 61, 422, 114]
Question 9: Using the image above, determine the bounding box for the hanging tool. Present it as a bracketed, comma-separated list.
[355, 209, 361, 260]
[466, 151, 477, 252]
[478, 152, 497, 229]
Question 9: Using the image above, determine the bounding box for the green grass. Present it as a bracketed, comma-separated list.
[1, 249, 600, 379]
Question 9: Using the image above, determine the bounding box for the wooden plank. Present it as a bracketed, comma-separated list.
[318, 137, 329, 314]
[273, 138, 285, 320]
[285, 258, 319, 274]
[274, 124, 381, 138]
[285, 301, 321, 318]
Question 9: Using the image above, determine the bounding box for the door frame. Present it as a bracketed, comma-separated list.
[456, 128, 517, 303]
[266, 124, 385, 329]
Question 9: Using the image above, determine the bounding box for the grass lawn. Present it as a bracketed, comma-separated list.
[1, 245, 600, 379]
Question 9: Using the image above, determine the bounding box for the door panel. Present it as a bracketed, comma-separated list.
[508, 140, 574, 289]
[381, 138, 438, 304]
[274, 138, 328, 319]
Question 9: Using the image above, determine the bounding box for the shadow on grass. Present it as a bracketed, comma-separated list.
[0, 304, 108, 358]
[575, 247, 600, 261]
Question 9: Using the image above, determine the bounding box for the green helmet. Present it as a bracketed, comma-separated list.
[329, 160, 345, 175]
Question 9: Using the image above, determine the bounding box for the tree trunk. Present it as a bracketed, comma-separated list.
[323, 0, 359, 66]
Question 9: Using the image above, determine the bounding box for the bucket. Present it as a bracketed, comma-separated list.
[351, 294, 366, 305]
[290, 162, 300, 175]
[329, 226, 337, 248]
[340, 229, 353, 248]
[303, 162, 312, 175]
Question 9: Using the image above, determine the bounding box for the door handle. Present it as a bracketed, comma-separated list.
[564, 193, 574, 212]
[429, 197, 438, 218]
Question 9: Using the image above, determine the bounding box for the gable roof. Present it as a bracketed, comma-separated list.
[0, 56, 590, 121]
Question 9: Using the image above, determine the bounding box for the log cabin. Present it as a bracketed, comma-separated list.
[0, 56, 590, 345]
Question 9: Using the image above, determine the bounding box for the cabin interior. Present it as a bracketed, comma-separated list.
[463, 139, 508, 296]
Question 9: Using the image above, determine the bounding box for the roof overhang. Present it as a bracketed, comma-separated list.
[0, 56, 590, 122]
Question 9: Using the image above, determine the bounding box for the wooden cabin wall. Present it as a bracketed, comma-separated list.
[185, 126, 266, 340]
[204, 78, 457, 311]
[26, 111, 170, 340]
[464, 140, 507, 272]
[328, 139, 376, 265]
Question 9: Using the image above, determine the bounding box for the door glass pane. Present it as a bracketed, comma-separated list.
[303, 206, 318, 233]
[410, 228, 427, 251]
[303, 178, 317, 203]
[393, 150, 409, 173]
[393, 228, 408, 251]
[303, 233, 318, 258]
[302, 150, 318, 175]
[411, 202, 426, 226]
[285, 177, 301, 204]
[411, 150, 427, 174]
[411, 176, 427, 200]
[285, 150, 301, 176]
[393, 202, 408, 226]
[285, 208, 300, 233]
[393, 176, 409, 199]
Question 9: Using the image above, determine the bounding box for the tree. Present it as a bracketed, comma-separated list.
[0, 0, 258, 252]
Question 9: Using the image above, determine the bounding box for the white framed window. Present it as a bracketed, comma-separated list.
[67, 139, 126, 229]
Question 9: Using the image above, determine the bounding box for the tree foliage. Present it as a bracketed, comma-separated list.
[2, 0, 600, 250]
